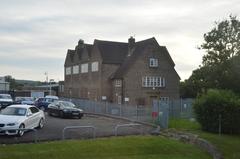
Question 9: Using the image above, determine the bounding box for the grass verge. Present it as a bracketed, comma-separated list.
[0, 136, 211, 159]
[169, 118, 240, 159]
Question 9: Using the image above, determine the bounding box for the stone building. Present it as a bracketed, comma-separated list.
[63, 37, 180, 105]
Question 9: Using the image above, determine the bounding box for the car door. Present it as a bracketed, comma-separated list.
[29, 107, 42, 128]
[25, 108, 35, 129]
[26, 107, 40, 128]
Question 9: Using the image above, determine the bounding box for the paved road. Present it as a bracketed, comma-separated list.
[0, 114, 154, 144]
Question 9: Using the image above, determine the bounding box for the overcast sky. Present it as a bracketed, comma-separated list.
[0, 0, 239, 82]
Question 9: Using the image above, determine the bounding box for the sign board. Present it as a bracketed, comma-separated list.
[102, 96, 107, 100]
[31, 92, 44, 98]
[124, 97, 129, 102]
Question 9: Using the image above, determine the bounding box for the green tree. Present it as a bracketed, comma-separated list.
[180, 16, 240, 98]
[4, 75, 23, 90]
[201, 15, 240, 66]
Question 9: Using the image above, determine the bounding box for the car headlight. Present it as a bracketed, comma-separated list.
[6, 123, 18, 126]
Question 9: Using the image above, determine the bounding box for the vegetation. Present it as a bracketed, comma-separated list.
[169, 119, 240, 159]
[0, 136, 211, 159]
[193, 89, 240, 134]
[181, 16, 240, 98]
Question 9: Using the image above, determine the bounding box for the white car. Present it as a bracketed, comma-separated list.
[0, 105, 45, 136]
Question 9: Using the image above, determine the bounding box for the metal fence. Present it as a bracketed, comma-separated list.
[169, 98, 195, 119]
[61, 98, 154, 123]
[61, 98, 195, 124]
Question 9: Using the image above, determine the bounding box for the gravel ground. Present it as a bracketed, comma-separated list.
[0, 113, 154, 144]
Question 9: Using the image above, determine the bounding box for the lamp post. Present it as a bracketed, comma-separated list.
[49, 79, 54, 95]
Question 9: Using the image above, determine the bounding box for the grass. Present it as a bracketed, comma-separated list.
[169, 118, 240, 159]
[0, 136, 211, 159]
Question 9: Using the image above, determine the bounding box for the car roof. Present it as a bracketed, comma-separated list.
[0, 94, 11, 96]
[8, 104, 34, 109]
[45, 95, 59, 99]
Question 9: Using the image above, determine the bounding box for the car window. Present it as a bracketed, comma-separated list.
[0, 107, 27, 116]
[0, 94, 12, 99]
[29, 107, 39, 114]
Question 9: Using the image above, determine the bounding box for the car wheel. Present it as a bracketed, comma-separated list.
[40, 106, 45, 111]
[38, 118, 44, 129]
[17, 124, 25, 137]
[59, 111, 64, 118]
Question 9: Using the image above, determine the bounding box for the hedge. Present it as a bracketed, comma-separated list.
[194, 89, 240, 134]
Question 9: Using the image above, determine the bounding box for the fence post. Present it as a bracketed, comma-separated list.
[120, 104, 122, 117]
[136, 105, 138, 120]
[219, 114, 222, 136]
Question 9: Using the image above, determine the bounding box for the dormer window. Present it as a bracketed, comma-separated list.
[115, 80, 122, 87]
[149, 58, 158, 67]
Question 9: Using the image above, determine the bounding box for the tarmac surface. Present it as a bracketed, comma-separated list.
[0, 113, 154, 144]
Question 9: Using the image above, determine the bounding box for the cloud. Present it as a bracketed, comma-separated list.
[0, 0, 239, 81]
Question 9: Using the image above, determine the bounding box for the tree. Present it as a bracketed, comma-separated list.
[4, 75, 23, 90]
[180, 16, 240, 98]
[201, 15, 240, 66]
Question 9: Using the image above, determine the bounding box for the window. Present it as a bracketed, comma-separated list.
[29, 107, 39, 114]
[117, 95, 122, 104]
[91, 62, 99, 72]
[149, 58, 158, 67]
[161, 77, 166, 87]
[160, 97, 169, 104]
[73, 65, 79, 74]
[81, 63, 88, 73]
[142, 76, 166, 87]
[65, 67, 71, 75]
[115, 80, 122, 87]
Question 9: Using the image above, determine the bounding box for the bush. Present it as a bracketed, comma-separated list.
[194, 89, 240, 134]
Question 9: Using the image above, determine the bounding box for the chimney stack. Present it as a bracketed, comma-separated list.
[128, 36, 135, 56]
[78, 39, 84, 49]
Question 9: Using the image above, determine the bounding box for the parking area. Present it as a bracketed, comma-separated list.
[0, 114, 154, 144]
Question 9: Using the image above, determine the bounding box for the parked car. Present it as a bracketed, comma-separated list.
[0, 94, 13, 109]
[35, 96, 59, 111]
[14, 97, 35, 105]
[0, 105, 45, 136]
[48, 101, 84, 119]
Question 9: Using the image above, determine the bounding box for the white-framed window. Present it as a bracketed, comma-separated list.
[73, 65, 79, 74]
[160, 97, 169, 104]
[149, 58, 158, 67]
[81, 63, 88, 73]
[142, 76, 166, 87]
[115, 80, 122, 87]
[117, 95, 122, 104]
[91, 61, 99, 72]
[65, 67, 72, 75]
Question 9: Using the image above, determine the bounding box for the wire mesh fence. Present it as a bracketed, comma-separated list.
[60, 98, 195, 124]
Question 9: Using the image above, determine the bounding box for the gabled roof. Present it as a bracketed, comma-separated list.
[64, 49, 75, 66]
[94, 40, 128, 64]
[64, 44, 93, 66]
[110, 37, 157, 79]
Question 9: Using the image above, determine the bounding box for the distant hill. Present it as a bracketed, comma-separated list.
[15, 79, 42, 86]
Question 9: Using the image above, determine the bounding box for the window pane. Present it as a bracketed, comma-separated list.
[81, 63, 88, 73]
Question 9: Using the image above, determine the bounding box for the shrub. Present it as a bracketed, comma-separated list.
[194, 89, 240, 134]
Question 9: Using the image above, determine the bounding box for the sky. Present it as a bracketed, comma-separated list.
[0, 0, 239, 82]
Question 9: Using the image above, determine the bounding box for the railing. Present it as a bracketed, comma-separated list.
[114, 123, 142, 136]
[62, 126, 96, 140]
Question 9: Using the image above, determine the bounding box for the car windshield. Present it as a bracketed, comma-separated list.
[0, 95, 12, 99]
[23, 97, 34, 101]
[0, 107, 27, 116]
[61, 102, 76, 108]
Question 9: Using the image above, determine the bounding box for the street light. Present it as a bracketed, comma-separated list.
[49, 79, 54, 95]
